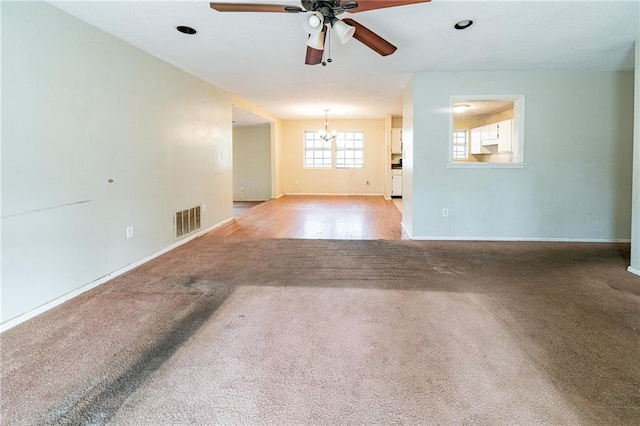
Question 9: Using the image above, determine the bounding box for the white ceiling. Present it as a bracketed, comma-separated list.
[51, 0, 639, 121]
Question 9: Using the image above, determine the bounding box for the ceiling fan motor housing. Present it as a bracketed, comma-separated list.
[301, 0, 353, 19]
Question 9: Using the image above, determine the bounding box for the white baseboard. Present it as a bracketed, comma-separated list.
[233, 199, 269, 202]
[401, 221, 413, 239]
[0, 217, 234, 333]
[628, 266, 640, 277]
[273, 194, 285, 199]
[285, 193, 384, 197]
[411, 236, 631, 243]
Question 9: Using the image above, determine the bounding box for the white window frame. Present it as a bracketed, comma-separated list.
[447, 95, 526, 169]
[303, 130, 364, 169]
[452, 130, 468, 160]
[336, 131, 364, 169]
[304, 131, 332, 169]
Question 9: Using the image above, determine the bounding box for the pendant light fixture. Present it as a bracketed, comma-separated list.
[318, 109, 337, 141]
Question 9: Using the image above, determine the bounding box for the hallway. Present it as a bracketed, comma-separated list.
[211, 195, 407, 240]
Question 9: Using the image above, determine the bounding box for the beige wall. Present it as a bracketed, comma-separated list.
[282, 119, 386, 195]
[233, 124, 272, 201]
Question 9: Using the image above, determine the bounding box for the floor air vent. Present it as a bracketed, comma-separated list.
[175, 205, 201, 239]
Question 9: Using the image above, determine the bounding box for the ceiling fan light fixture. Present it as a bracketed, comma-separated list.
[303, 11, 324, 35]
[306, 31, 325, 50]
[332, 19, 355, 44]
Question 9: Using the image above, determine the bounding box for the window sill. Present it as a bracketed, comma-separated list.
[447, 162, 527, 169]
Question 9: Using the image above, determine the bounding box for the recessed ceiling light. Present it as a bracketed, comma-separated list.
[176, 25, 197, 35]
[454, 20, 474, 30]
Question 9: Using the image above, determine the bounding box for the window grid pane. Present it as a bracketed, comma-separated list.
[453, 130, 468, 160]
[304, 131, 332, 168]
[336, 131, 364, 169]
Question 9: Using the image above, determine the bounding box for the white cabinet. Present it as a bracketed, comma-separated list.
[470, 119, 513, 154]
[481, 122, 499, 143]
[391, 169, 402, 197]
[497, 119, 513, 153]
[391, 129, 402, 154]
[470, 127, 482, 154]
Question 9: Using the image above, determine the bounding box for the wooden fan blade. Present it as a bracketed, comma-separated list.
[342, 18, 397, 57]
[305, 29, 326, 65]
[345, 0, 430, 13]
[210, 2, 302, 13]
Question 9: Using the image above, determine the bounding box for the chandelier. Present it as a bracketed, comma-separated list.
[318, 109, 337, 141]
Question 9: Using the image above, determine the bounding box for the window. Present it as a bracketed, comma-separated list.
[448, 95, 525, 168]
[304, 130, 364, 169]
[304, 131, 332, 168]
[336, 131, 364, 169]
[452, 130, 468, 160]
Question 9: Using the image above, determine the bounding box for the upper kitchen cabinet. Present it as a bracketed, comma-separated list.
[482, 122, 499, 142]
[471, 119, 513, 154]
[391, 129, 402, 154]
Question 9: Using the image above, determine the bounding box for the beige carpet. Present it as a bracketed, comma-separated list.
[1, 238, 639, 424]
[111, 286, 580, 424]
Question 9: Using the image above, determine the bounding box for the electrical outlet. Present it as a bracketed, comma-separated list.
[126, 226, 134, 239]
[241, 186, 244, 191]
[442, 208, 449, 218]
[220, 151, 227, 160]
[202, 203, 207, 212]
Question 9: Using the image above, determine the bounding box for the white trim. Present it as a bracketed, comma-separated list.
[0, 217, 234, 333]
[411, 236, 631, 243]
[273, 193, 285, 199]
[284, 193, 384, 197]
[447, 162, 527, 169]
[401, 221, 413, 239]
[233, 199, 269, 202]
[628, 266, 640, 277]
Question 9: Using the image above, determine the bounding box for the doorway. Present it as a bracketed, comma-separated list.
[232, 107, 272, 216]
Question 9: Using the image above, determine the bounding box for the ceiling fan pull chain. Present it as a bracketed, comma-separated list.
[327, 25, 332, 63]
[323, 25, 332, 66]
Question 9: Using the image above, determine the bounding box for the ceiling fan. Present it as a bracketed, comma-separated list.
[209, 1, 431, 65]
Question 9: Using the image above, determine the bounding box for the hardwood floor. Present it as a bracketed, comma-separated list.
[233, 201, 264, 216]
[208, 195, 406, 240]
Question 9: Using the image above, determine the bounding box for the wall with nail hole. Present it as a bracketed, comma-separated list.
[1, 2, 234, 323]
